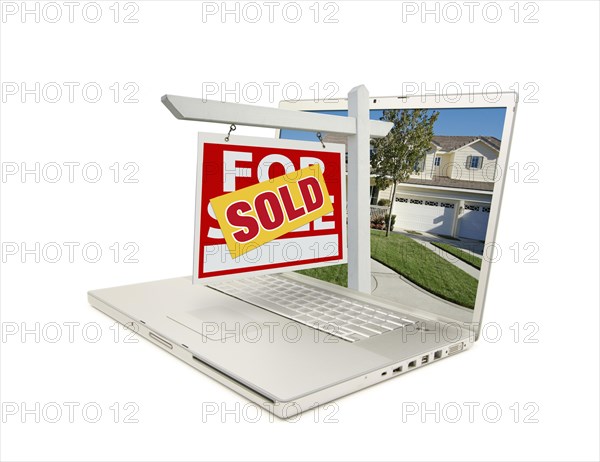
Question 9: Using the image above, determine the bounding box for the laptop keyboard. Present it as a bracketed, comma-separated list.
[208, 274, 420, 342]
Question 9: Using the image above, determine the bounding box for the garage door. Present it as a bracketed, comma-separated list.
[392, 196, 455, 236]
[458, 202, 491, 240]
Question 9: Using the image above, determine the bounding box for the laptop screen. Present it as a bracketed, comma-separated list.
[279, 102, 511, 325]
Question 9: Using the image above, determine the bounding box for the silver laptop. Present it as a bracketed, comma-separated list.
[88, 91, 517, 419]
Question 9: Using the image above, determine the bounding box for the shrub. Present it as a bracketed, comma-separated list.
[370, 215, 384, 229]
[370, 214, 396, 231]
[377, 198, 391, 207]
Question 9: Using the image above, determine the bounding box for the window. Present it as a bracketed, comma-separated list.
[434, 157, 441, 167]
[468, 156, 483, 169]
[413, 156, 426, 173]
[369, 186, 380, 205]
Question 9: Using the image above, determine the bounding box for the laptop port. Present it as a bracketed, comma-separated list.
[393, 366, 402, 373]
[421, 355, 429, 365]
[149, 332, 173, 350]
[381, 371, 387, 376]
[448, 343, 464, 355]
[434, 350, 442, 360]
[408, 360, 417, 369]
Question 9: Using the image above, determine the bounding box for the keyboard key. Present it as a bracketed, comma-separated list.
[361, 323, 385, 334]
[311, 320, 341, 332]
[322, 310, 340, 317]
[356, 314, 373, 322]
[293, 314, 313, 323]
[318, 315, 336, 322]
[335, 326, 355, 335]
[305, 311, 323, 319]
[371, 313, 388, 321]
[386, 312, 402, 319]
[343, 324, 376, 337]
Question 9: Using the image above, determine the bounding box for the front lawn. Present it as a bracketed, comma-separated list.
[296, 230, 478, 308]
[296, 264, 348, 288]
[370, 230, 477, 308]
[431, 241, 482, 270]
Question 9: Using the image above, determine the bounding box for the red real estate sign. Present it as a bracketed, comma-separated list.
[194, 133, 347, 283]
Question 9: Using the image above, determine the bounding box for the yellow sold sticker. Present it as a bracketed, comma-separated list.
[210, 164, 332, 259]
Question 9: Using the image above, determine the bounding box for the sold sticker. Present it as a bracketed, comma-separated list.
[210, 164, 333, 258]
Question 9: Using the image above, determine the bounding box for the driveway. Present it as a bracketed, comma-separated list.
[394, 229, 485, 256]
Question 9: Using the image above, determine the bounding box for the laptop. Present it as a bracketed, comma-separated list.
[88, 91, 518, 419]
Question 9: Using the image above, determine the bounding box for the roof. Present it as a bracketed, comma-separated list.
[432, 135, 501, 152]
[403, 176, 495, 192]
[327, 130, 496, 192]
[323, 133, 501, 153]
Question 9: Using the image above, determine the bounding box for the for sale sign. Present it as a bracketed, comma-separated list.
[194, 133, 346, 283]
[210, 163, 334, 259]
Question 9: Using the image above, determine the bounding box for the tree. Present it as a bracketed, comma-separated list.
[371, 109, 439, 236]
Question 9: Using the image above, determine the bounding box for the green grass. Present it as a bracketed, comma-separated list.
[430, 241, 482, 270]
[295, 230, 478, 309]
[370, 230, 477, 308]
[296, 264, 348, 288]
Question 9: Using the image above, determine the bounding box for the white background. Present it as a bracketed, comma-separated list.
[1, 1, 598, 461]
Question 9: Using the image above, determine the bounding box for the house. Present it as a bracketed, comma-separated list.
[323, 133, 501, 242]
[377, 135, 501, 241]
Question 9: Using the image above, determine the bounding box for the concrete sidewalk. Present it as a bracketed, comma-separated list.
[410, 238, 480, 279]
[394, 230, 484, 256]
[370, 259, 472, 323]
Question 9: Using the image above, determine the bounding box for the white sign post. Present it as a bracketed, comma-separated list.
[162, 85, 392, 293]
[347, 85, 373, 293]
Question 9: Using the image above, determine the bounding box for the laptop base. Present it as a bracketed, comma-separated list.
[88, 276, 473, 419]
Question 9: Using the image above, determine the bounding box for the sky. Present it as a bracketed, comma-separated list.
[280, 107, 507, 141]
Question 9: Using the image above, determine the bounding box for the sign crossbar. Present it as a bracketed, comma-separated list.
[162, 94, 392, 138]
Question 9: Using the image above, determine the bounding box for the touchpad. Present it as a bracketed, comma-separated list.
[168, 305, 265, 342]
